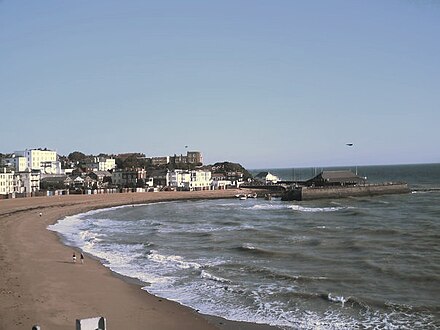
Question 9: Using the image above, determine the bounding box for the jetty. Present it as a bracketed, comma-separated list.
[242, 170, 410, 201]
[281, 170, 409, 201]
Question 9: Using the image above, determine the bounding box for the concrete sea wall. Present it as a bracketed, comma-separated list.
[301, 183, 410, 200]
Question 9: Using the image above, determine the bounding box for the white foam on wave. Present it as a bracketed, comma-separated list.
[288, 205, 347, 213]
[327, 293, 348, 307]
[147, 250, 202, 270]
[86, 243, 170, 285]
[247, 203, 287, 210]
[200, 270, 231, 283]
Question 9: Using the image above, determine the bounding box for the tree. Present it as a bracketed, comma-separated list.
[210, 162, 253, 180]
[68, 151, 87, 163]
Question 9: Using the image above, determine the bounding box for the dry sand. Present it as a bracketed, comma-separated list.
[0, 190, 279, 330]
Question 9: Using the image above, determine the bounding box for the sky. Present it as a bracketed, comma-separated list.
[1, 0, 439, 168]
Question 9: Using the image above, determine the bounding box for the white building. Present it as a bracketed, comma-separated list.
[5, 156, 27, 172]
[254, 171, 280, 184]
[0, 169, 16, 196]
[14, 149, 62, 174]
[16, 169, 40, 194]
[87, 157, 116, 172]
[167, 169, 191, 190]
[211, 173, 233, 190]
[167, 169, 212, 191]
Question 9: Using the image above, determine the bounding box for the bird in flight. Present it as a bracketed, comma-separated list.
[346, 143, 354, 146]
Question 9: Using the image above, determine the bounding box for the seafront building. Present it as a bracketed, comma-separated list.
[167, 169, 212, 191]
[2, 148, 62, 196]
[15, 169, 40, 194]
[11, 148, 62, 174]
[85, 157, 116, 172]
[111, 169, 151, 188]
[254, 171, 280, 184]
[0, 168, 16, 196]
[0, 148, 245, 197]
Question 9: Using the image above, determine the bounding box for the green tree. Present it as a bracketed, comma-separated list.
[68, 151, 87, 163]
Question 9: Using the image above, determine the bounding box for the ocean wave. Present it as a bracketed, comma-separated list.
[235, 243, 285, 257]
[147, 250, 202, 270]
[288, 205, 348, 213]
[411, 188, 440, 194]
[326, 293, 349, 306]
[246, 204, 287, 211]
[200, 270, 231, 283]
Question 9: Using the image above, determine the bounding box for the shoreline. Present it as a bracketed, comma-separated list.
[0, 191, 279, 330]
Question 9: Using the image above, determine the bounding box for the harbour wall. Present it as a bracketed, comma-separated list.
[282, 183, 410, 201]
[301, 183, 410, 200]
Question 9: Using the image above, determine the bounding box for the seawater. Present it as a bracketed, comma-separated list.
[49, 164, 440, 329]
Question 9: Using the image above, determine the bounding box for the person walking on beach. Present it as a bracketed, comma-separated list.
[80, 252, 84, 264]
[72, 252, 77, 263]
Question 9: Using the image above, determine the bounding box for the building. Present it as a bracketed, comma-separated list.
[170, 151, 203, 166]
[211, 173, 233, 190]
[87, 171, 112, 187]
[187, 151, 203, 164]
[149, 156, 168, 166]
[148, 151, 203, 167]
[254, 172, 280, 184]
[167, 169, 190, 190]
[86, 157, 116, 172]
[305, 170, 366, 187]
[0, 168, 15, 196]
[5, 156, 27, 172]
[188, 170, 211, 190]
[111, 169, 147, 187]
[149, 169, 168, 187]
[167, 169, 212, 191]
[13, 148, 62, 174]
[16, 169, 40, 194]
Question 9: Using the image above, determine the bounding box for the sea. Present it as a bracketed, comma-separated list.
[48, 163, 440, 329]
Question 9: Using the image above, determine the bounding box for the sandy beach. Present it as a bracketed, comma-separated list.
[0, 190, 278, 330]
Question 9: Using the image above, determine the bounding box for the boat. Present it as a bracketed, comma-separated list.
[235, 194, 248, 200]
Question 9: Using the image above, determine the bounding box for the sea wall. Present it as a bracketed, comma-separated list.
[301, 183, 410, 200]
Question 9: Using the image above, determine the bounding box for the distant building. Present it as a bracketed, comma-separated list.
[149, 169, 168, 187]
[211, 173, 233, 190]
[170, 151, 203, 166]
[16, 169, 40, 194]
[87, 171, 112, 187]
[187, 151, 203, 165]
[40, 175, 67, 190]
[12, 148, 62, 174]
[254, 172, 280, 184]
[0, 168, 15, 196]
[151, 156, 170, 166]
[147, 151, 203, 167]
[5, 156, 27, 172]
[305, 171, 366, 187]
[167, 169, 211, 191]
[86, 157, 116, 172]
[167, 169, 190, 190]
[111, 169, 147, 187]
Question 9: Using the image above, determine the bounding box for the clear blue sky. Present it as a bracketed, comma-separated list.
[1, 0, 439, 168]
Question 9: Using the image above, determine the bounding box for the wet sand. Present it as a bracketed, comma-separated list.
[0, 191, 279, 330]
